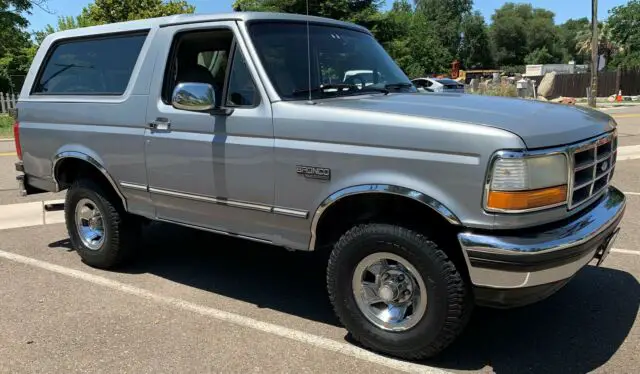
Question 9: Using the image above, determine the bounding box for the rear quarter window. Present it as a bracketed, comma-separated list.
[32, 32, 148, 96]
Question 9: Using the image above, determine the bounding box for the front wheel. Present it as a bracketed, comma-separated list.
[327, 223, 473, 360]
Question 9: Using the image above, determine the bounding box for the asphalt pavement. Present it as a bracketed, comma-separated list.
[0, 107, 639, 373]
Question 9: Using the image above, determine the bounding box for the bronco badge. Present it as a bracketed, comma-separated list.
[296, 165, 331, 180]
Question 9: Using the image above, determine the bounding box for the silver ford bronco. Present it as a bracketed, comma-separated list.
[12, 12, 626, 359]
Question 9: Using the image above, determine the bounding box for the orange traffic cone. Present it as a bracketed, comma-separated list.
[616, 90, 623, 102]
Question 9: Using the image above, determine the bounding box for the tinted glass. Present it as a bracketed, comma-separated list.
[33, 33, 147, 95]
[226, 49, 258, 107]
[249, 22, 414, 100]
[436, 79, 459, 85]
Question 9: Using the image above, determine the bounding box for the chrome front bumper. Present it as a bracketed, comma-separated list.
[458, 186, 626, 304]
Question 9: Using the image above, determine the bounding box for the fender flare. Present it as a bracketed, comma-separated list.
[309, 184, 462, 250]
[52, 151, 128, 211]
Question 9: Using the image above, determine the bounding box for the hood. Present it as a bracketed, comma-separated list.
[314, 93, 615, 149]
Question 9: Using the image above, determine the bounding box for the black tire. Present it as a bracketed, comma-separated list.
[327, 223, 473, 360]
[65, 178, 140, 269]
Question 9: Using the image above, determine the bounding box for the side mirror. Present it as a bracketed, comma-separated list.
[171, 82, 216, 112]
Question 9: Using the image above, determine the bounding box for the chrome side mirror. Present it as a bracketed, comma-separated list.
[171, 82, 216, 112]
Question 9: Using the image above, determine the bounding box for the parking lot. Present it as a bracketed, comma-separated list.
[0, 107, 639, 373]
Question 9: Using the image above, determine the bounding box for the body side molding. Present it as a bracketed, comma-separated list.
[123, 184, 310, 219]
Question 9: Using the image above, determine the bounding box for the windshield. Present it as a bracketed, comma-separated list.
[248, 22, 416, 100]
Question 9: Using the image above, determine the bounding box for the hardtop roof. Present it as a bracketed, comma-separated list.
[43, 12, 371, 42]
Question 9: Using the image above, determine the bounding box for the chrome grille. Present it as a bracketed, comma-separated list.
[569, 133, 617, 209]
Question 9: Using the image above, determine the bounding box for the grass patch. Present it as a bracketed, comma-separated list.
[0, 115, 14, 138]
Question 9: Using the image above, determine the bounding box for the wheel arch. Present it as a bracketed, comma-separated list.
[52, 151, 128, 211]
[309, 184, 462, 251]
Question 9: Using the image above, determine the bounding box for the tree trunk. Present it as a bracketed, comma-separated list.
[588, 0, 598, 107]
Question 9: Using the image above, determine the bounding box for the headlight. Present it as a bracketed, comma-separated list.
[485, 152, 568, 212]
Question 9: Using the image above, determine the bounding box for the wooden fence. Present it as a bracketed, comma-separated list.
[528, 69, 640, 98]
[1, 92, 18, 114]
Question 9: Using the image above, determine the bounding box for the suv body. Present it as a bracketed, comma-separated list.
[13, 12, 626, 359]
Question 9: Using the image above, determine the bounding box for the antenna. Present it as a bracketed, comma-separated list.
[305, 0, 313, 104]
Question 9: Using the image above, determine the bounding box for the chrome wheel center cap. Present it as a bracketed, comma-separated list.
[378, 284, 397, 303]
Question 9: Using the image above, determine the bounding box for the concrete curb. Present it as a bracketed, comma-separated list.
[0, 199, 66, 230]
[0, 138, 14, 142]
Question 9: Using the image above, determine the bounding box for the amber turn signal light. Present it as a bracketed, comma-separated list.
[487, 185, 568, 211]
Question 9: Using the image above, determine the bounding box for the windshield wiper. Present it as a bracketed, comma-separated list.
[292, 83, 359, 96]
[384, 82, 414, 90]
[360, 87, 390, 95]
[360, 83, 413, 95]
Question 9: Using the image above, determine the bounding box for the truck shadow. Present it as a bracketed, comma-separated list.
[426, 264, 639, 373]
[62, 222, 638, 373]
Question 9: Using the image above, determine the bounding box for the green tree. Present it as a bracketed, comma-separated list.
[489, 3, 530, 66]
[607, 0, 640, 69]
[575, 21, 620, 70]
[459, 10, 492, 69]
[403, 10, 452, 76]
[524, 46, 555, 64]
[414, 0, 473, 59]
[34, 14, 97, 44]
[81, 0, 195, 24]
[527, 8, 560, 56]
[489, 2, 562, 67]
[1, 0, 32, 56]
[373, 1, 414, 73]
[35, 0, 196, 48]
[233, 0, 381, 26]
[0, 0, 40, 92]
[557, 17, 590, 63]
[378, 3, 452, 78]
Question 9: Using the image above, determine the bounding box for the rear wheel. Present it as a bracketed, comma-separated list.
[65, 178, 140, 269]
[327, 223, 473, 360]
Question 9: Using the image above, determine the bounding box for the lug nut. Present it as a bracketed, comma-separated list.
[398, 275, 405, 282]
[404, 290, 410, 296]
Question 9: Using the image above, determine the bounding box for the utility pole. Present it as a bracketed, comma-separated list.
[589, 0, 598, 107]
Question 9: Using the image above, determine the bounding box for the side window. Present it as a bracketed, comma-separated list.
[33, 33, 147, 95]
[162, 29, 233, 106]
[425, 80, 434, 88]
[225, 48, 259, 107]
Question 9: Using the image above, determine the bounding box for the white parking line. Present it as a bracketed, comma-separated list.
[612, 248, 640, 255]
[617, 145, 640, 161]
[0, 249, 448, 374]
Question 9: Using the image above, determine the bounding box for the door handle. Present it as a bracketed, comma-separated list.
[149, 118, 171, 131]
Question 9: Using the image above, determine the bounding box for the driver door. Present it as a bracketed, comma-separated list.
[144, 22, 275, 240]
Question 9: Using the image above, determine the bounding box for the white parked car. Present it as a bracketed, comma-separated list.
[412, 77, 465, 93]
[342, 70, 384, 88]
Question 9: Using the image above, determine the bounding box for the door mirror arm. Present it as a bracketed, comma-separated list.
[210, 107, 235, 116]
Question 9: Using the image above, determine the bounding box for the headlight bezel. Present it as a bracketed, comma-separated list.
[483, 149, 571, 213]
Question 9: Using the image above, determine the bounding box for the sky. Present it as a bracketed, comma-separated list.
[26, 0, 629, 34]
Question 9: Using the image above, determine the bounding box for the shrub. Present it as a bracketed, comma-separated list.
[0, 115, 13, 138]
